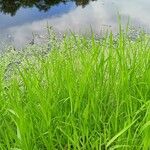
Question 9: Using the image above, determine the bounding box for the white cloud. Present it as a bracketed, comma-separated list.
[4, 0, 150, 47]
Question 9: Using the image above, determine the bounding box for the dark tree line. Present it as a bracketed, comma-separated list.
[0, 0, 96, 16]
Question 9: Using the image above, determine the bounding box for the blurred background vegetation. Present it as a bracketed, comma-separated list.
[0, 0, 96, 16]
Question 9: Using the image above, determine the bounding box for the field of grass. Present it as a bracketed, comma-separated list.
[0, 28, 150, 150]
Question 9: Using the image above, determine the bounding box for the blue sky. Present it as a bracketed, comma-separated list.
[0, 1, 76, 29]
[0, 0, 150, 48]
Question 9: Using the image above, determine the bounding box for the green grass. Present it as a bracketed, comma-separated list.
[0, 28, 150, 150]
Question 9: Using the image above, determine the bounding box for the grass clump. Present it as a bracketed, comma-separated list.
[0, 28, 150, 150]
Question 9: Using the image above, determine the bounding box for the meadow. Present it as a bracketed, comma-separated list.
[0, 27, 150, 150]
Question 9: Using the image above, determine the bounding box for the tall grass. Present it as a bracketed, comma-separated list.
[0, 28, 150, 150]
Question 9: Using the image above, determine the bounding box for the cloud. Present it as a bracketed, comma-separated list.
[3, 0, 150, 47]
[114, 0, 150, 28]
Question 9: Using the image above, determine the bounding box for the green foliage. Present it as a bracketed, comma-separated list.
[0, 0, 95, 16]
[0, 29, 150, 150]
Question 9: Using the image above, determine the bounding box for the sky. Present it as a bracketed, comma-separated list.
[0, 1, 76, 29]
[0, 0, 150, 47]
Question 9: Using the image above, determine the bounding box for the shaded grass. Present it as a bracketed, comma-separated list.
[0, 28, 150, 150]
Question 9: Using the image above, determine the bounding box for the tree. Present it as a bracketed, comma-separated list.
[0, 0, 96, 16]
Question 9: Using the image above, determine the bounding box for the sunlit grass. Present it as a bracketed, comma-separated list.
[0, 27, 150, 150]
